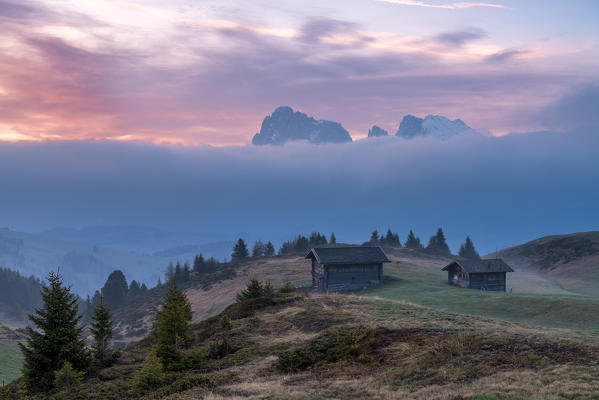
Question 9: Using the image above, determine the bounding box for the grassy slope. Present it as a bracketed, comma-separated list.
[112, 249, 599, 344]
[367, 256, 599, 331]
[7, 292, 599, 400]
[495, 231, 599, 296]
[0, 325, 25, 384]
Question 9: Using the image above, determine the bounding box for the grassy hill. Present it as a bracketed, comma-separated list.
[494, 231, 599, 296]
[109, 246, 599, 345]
[5, 290, 599, 399]
[0, 324, 25, 384]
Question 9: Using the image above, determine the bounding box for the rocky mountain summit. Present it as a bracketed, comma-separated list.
[396, 114, 473, 140]
[368, 125, 389, 138]
[252, 106, 352, 145]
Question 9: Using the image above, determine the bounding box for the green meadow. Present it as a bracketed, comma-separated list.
[366, 260, 599, 332]
[0, 342, 22, 385]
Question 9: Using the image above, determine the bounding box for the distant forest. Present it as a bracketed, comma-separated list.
[0, 267, 42, 319]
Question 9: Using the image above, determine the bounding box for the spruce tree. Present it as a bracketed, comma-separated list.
[405, 229, 423, 249]
[427, 228, 451, 255]
[182, 262, 191, 282]
[90, 296, 114, 367]
[101, 270, 128, 310]
[154, 283, 192, 369]
[54, 361, 83, 395]
[232, 238, 249, 261]
[265, 241, 275, 256]
[236, 279, 266, 302]
[330, 233, 337, 244]
[370, 230, 379, 243]
[129, 280, 141, 297]
[193, 254, 205, 273]
[458, 236, 480, 259]
[19, 271, 90, 393]
[252, 241, 266, 257]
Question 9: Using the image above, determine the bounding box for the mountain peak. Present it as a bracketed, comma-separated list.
[252, 106, 352, 145]
[396, 114, 473, 140]
[367, 125, 389, 138]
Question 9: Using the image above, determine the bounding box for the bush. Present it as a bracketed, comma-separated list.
[130, 350, 165, 395]
[236, 279, 273, 302]
[277, 326, 371, 372]
[151, 373, 237, 398]
[277, 280, 296, 294]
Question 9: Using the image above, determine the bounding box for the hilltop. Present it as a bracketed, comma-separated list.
[5, 289, 599, 399]
[494, 231, 599, 296]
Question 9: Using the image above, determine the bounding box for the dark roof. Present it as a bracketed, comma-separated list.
[442, 259, 514, 273]
[306, 246, 391, 265]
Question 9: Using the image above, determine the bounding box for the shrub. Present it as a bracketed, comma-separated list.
[236, 279, 273, 302]
[130, 350, 165, 395]
[277, 325, 371, 373]
[54, 361, 83, 395]
[151, 373, 237, 397]
[277, 280, 296, 294]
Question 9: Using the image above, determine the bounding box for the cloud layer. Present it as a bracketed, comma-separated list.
[1, 123, 597, 256]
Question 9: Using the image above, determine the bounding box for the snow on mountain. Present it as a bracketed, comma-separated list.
[396, 114, 474, 140]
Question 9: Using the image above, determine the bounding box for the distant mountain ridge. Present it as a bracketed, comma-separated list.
[251, 107, 475, 144]
[396, 114, 473, 140]
[252, 106, 352, 145]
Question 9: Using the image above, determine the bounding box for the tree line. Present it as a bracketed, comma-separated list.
[229, 228, 480, 261]
[0, 267, 42, 319]
[368, 227, 480, 259]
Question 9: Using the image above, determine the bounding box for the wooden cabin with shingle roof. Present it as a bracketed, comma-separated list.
[442, 259, 514, 292]
[306, 246, 390, 292]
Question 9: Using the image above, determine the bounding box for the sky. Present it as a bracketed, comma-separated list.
[1, 0, 598, 145]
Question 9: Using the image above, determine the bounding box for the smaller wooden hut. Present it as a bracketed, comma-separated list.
[306, 246, 390, 292]
[442, 259, 514, 292]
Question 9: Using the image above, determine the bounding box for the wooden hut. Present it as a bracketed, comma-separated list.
[442, 259, 514, 292]
[306, 246, 390, 292]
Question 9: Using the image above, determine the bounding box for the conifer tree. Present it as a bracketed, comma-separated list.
[129, 280, 141, 297]
[236, 278, 266, 302]
[165, 262, 175, 283]
[19, 271, 90, 393]
[265, 241, 275, 256]
[101, 270, 128, 310]
[458, 236, 480, 259]
[154, 283, 192, 369]
[252, 241, 266, 257]
[405, 229, 423, 249]
[141, 282, 149, 292]
[90, 296, 115, 367]
[182, 262, 191, 282]
[193, 254, 205, 273]
[370, 230, 379, 243]
[232, 238, 249, 261]
[329, 233, 337, 244]
[427, 227, 451, 255]
[54, 361, 83, 395]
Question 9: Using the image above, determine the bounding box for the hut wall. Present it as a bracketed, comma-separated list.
[447, 265, 469, 288]
[325, 263, 382, 292]
[468, 272, 506, 292]
[312, 259, 326, 291]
